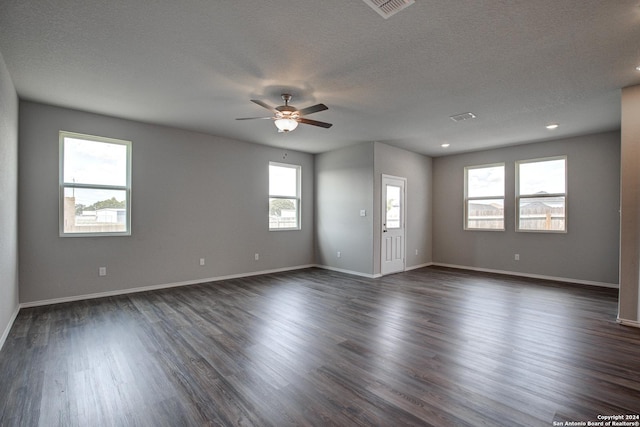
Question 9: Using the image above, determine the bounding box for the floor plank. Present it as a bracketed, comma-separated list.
[1, 266, 639, 426]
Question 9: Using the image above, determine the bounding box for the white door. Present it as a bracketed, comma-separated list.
[381, 175, 406, 275]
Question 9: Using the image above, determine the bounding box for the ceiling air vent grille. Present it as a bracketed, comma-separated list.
[362, 0, 415, 19]
[450, 112, 477, 122]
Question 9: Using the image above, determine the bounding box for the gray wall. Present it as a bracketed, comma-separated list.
[18, 102, 315, 303]
[10, 98, 624, 311]
[315, 141, 433, 276]
[619, 85, 640, 324]
[433, 131, 620, 285]
[0, 52, 19, 342]
[315, 142, 375, 275]
[373, 142, 432, 274]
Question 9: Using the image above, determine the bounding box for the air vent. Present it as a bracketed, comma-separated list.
[362, 0, 415, 19]
[450, 112, 477, 122]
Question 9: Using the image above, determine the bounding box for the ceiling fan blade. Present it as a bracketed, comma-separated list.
[251, 99, 277, 112]
[235, 116, 273, 120]
[298, 117, 333, 128]
[297, 103, 328, 116]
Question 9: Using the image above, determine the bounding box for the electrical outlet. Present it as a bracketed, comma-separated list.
[360, 209, 366, 217]
[337, 251, 341, 258]
[99, 267, 106, 276]
[255, 253, 259, 261]
[514, 254, 520, 261]
[199, 258, 205, 266]
[415, 249, 419, 256]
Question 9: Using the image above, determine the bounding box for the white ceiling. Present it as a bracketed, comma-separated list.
[1, 1, 639, 156]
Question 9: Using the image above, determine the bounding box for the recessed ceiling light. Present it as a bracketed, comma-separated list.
[546, 123, 559, 130]
[441, 143, 450, 148]
[636, 65, 640, 71]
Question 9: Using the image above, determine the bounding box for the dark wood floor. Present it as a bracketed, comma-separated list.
[1, 267, 639, 426]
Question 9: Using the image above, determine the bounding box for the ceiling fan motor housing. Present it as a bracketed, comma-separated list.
[276, 94, 299, 118]
[276, 106, 299, 118]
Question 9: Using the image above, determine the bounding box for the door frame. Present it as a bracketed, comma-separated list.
[381, 174, 407, 276]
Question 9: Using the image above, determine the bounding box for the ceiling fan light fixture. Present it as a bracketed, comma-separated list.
[274, 118, 299, 132]
[237, 93, 332, 131]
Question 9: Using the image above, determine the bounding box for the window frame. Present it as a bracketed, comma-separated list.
[59, 131, 132, 237]
[515, 155, 567, 233]
[464, 162, 506, 231]
[268, 161, 301, 231]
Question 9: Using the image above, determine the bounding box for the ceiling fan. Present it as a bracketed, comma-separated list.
[236, 94, 333, 133]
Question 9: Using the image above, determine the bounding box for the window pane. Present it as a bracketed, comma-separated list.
[63, 137, 128, 186]
[269, 165, 297, 197]
[63, 187, 127, 233]
[519, 159, 565, 195]
[467, 199, 504, 229]
[518, 196, 565, 231]
[467, 165, 504, 198]
[386, 184, 401, 229]
[269, 198, 298, 229]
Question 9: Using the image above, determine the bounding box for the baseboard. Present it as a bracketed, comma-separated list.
[432, 263, 619, 289]
[0, 304, 20, 352]
[617, 318, 640, 328]
[20, 264, 316, 309]
[315, 264, 380, 278]
[315, 262, 432, 278]
[405, 262, 433, 271]
[19, 261, 618, 309]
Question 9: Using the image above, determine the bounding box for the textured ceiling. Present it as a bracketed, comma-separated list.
[1, 1, 639, 156]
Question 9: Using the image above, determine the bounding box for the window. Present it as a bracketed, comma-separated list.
[464, 163, 505, 230]
[59, 131, 131, 236]
[269, 162, 300, 230]
[516, 156, 566, 232]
